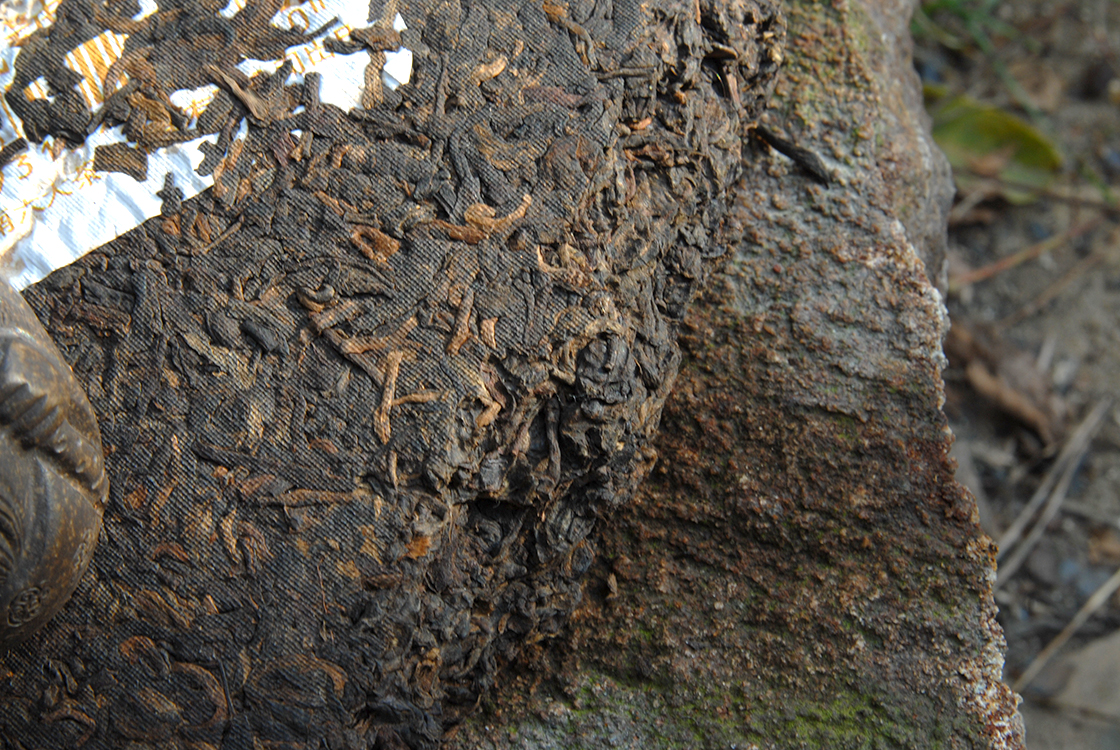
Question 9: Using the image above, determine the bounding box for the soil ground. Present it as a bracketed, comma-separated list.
[915, 1, 1120, 747]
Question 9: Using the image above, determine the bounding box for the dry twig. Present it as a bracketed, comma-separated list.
[1063, 501, 1120, 531]
[995, 399, 1112, 588]
[959, 172, 1120, 214]
[951, 217, 1103, 288]
[1013, 563, 1120, 694]
[998, 223, 1120, 331]
[997, 253, 1107, 331]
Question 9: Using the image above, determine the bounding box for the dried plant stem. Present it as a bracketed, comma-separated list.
[1062, 501, 1120, 531]
[1012, 563, 1120, 694]
[998, 223, 1120, 331]
[960, 173, 1120, 213]
[195, 216, 244, 256]
[997, 251, 1107, 331]
[995, 400, 1112, 585]
[952, 217, 1103, 287]
[948, 178, 1001, 225]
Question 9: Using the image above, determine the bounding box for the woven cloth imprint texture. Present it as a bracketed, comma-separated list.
[5, 0, 782, 746]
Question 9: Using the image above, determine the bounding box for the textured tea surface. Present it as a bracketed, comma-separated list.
[0, 0, 782, 746]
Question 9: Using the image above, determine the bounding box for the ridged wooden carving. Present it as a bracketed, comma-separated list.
[0, 278, 106, 649]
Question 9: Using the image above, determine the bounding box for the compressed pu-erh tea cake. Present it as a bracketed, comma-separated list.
[1, 0, 782, 745]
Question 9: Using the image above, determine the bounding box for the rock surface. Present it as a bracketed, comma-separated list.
[449, 0, 1024, 747]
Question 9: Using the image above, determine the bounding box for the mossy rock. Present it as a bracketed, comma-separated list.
[451, 0, 1023, 748]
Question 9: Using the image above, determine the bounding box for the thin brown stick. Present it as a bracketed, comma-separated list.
[996, 447, 1082, 589]
[194, 216, 244, 256]
[446, 288, 474, 355]
[375, 351, 404, 444]
[1012, 563, 1120, 693]
[997, 251, 1106, 331]
[393, 390, 442, 406]
[965, 359, 1056, 445]
[995, 400, 1112, 588]
[960, 171, 1120, 213]
[339, 316, 417, 354]
[996, 400, 1112, 561]
[952, 217, 1103, 287]
[947, 178, 1001, 226]
[1062, 501, 1120, 531]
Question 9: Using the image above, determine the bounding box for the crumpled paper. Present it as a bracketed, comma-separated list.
[0, 0, 411, 291]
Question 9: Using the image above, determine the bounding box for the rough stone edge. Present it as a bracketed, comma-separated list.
[860, 0, 1022, 743]
[862, 0, 956, 289]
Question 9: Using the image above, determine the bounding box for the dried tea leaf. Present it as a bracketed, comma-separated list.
[3, 0, 786, 745]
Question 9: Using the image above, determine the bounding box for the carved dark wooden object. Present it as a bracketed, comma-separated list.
[0, 277, 106, 649]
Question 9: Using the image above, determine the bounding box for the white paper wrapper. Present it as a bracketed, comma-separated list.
[0, 0, 412, 291]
